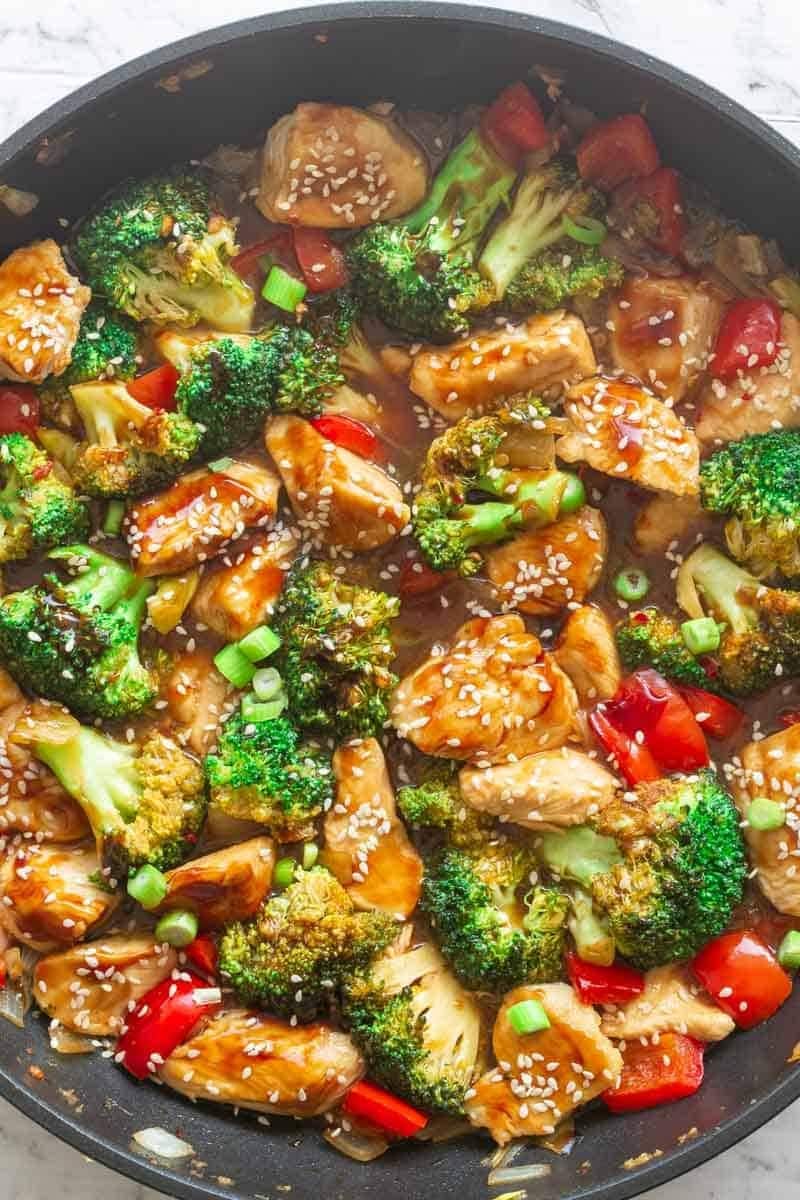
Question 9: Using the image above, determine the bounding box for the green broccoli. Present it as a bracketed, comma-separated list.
[0, 545, 157, 718]
[616, 607, 723, 691]
[505, 244, 625, 313]
[204, 711, 333, 841]
[272, 560, 399, 740]
[32, 717, 206, 879]
[539, 770, 747, 970]
[73, 172, 255, 330]
[346, 127, 514, 339]
[70, 381, 201, 498]
[677, 542, 800, 695]
[0, 434, 88, 564]
[218, 867, 396, 1020]
[700, 430, 800, 580]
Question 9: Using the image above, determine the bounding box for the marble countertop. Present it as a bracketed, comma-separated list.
[0, 1, 799, 1197]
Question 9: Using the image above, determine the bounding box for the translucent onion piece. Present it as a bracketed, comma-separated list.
[487, 1163, 553, 1186]
[0, 184, 39, 216]
[323, 1126, 389, 1162]
[133, 1128, 195, 1160]
[676, 557, 705, 620]
[11, 701, 80, 746]
[147, 571, 200, 635]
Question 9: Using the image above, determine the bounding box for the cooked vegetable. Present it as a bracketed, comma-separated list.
[37, 300, 139, 430]
[604, 1033, 704, 1113]
[692, 929, 792, 1029]
[0, 433, 88, 563]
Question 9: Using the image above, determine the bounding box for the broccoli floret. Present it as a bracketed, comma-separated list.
[616, 607, 722, 691]
[0, 545, 157, 718]
[204, 711, 332, 841]
[70, 381, 201, 498]
[700, 431, 800, 580]
[273, 323, 344, 416]
[346, 128, 514, 339]
[397, 758, 490, 846]
[678, 543, 800, 695]
[218, 867, 396, 1020]
[505, 244, 625, 313]
[32, 719, 206, 879]
[37, 301, 139, 431]
[272, 561, 399, 739]
[0, 434, 88, 564]
[539, 770, 747, 970]
[73, 172, 255, 331]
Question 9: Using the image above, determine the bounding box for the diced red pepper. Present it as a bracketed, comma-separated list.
[605, 669, 709, 774]
[589, 708, 662, 787]
[398, 556, 452, 599]
[293, 227, 349, 293]
[604, 1033, 704, 1113]
[116, 972, 221, 1079]
[780, 708, 800, 729]
[183, 934, 218, 979]
[692, 930, 792, 1030]
[127, 364, 179, 412]
[231, 232, 295, 279]
[577, 113, 660, 192]
[711, 298, 782, 380]
[566, 952, 645, 1006]
[0, 386, 39, 436]
[614, 167, 686, 258]
[480, 82, 549, 164]
[342, 1080, 428, 1138]
[678, 686, 744, 740]
[310, 413, 386, 462]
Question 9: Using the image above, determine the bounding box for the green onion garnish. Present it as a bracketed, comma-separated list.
[746, 797, 786, 832]
[302, 842, 319, 870]
[262, 266, 307, 311]
[154, 909, 199, 948]
[241, 692, 287, 723]
[208, 456, 233, 473]
[127, 864, 168, 910]
[274, 858, 296, 889]
[614, 567, 650, 603]
[507, 999, 551, 1035]
[558, 473, 586, 514]
[778, 930, 800, 970]
[238, 625, 281, 662]
[681, 617, 721, 656]
[214, 643, 256, 688]
[252, 666, 283, 701]
[563, 214, 607, 245]
[102, 499, 126, 536]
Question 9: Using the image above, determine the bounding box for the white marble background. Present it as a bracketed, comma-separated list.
[0, 0, 799, 1197]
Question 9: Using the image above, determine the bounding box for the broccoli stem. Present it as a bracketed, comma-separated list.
[35, 726, 141, 829]
[683, 543, 759, 637]
[459, 501, 522, 547]
[477, 469, 568, 525]
[568, 885, 615, 966]
[48, 546, 140, 613]
[479, 169, 578, 298]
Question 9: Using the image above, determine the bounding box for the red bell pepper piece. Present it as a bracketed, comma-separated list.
[116, 971, 221, 1079]
[293, 227, 349, 293]
[0, 386, 39, 436]
[604, 1033, 704, 1113]
[711, 298, 782, 380]
[480, 82, 549, 164]
[231, 232, 295, 279]
[342, 1080, 428, 1137]
[398, 556, 453, 599]
[588, 708, 662, 787]
[577, 113, 660, 192]
[310, 413, 386, 462]
[692, 930, 792, 1029]
[678, 686, 744, 740]
[605, 670, 709, 774]
[127, 364, 179, 412]
[780, 708, 800, 729]
[183, 934, 218, 978]
[566, 952, 645, 1006]
[614, 167, 686, 257]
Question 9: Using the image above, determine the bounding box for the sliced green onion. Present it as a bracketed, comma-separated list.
[127, 865, 168, 911]
[238, 625, 281, 662]
[241, 692, 287, 723]
[103, 499, 126, 536]
[563, 214, 607, 246]
[302, 842, 319, 870]
[507, 999, 550, 1036]
[614, 567, 650, 603]
[262, 265, 307, 311]
[778, 929, 800, 970]
[214, 643, 256, 688]
[253, 666, 283, 701]
[681, 617, 721, 656]
[274, 858, 296, 888]
[208, 456, 233, 473]
[746, 797, 786, 832]
[154, 909, 199, 948]
[559, 473, 586, 514]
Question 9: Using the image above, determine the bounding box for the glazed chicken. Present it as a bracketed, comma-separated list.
[190, 528, 298, 641]
[600, 964, 735, 1043]
[0, 239, 90, 383]
[0, 842, 119, 951]
[554, 605, 621, 703]
[163, 648, 235, 756]
[155, 837, 275, 928]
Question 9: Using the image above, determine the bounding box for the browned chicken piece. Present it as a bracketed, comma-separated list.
[554, 605, 621, 703]
[485, 507, 607, 617]
[155, 837, 275, 929]
[0, 842, 120, 951]
[695, 312, 800, 445]
[190, 528, 298, 641]
[633, 494, 706, 556]
[600, 964, 734, 1043]
[163, 648, 236, 756]
[466, 983, 622, 1145]
[265, 415, 410, 551]
[33, 935, 178, 1036]
[609, 275, 724, 403]
[160, 1009, 364, 1116]
[730, 723, 800, 916]
[323, 738, 422, 918]
[459, 748, 619, 832]
[558, 376, 700, 497]
[408, 311, 597, 420]
[125, 459, 281, 577]
[391, 614, 579, 764]
[256, 102, 428, 228]
[0, 239, 90, 383]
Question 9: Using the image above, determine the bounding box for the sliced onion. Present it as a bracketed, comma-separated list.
[0, 184, 39, 217]
[676, 557, 705, 620]
[323, 1125, 389, 1162]
[486, 1139, 526, 1170]
[202, 144, 258, 179]
[0, 982, 26, 1028]
[0, 946, 38, 1027]
[192, 987, 222, 1006]
[49, 1026, 95, 1055]
[11, 701, 80, 746]
[147, 571, 199, 636]
[414, 1115, 472, 1143]
[133, 1128, 195, 1160]
[487, 1162, 553, 1186]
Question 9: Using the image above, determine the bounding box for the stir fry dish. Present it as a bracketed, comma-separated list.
[3, 78, 800, 1168]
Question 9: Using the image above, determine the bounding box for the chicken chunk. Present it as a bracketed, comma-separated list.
[609, 275, 724, 403]
[391, 614, 579, 764]
[33, 935, 177, 1036]
[265, 414, 409, 551]
[323, 738, 422, 919]
[730, 722, 800, 916]
[554, 605, 621, 703]
[190, 528, 298, 641]
[459, 748, 619, 832]
[600, 964, 734, 1043]
[558, 376, 700, 497]
[466, 983, 622, 1145]
[160, 1009, 364, 1116]
[633, 494, 706, 556]
[695, 312, 800, 445]
[0, 842, 120, 951]
[257, 102, 428, 228]
[126, 458, 281, 577]
[155, 837, 275, 929]
[408, 311, 597, 420]
[485, 507, 607, 617]
[0, 239, 90, 383]
[163, 648, 236, 756]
